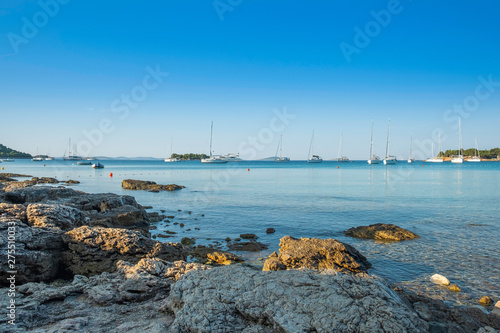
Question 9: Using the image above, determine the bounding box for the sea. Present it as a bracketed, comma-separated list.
[2, 159, 499, 306]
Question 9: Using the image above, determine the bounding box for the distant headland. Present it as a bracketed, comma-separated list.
[0, 144, 31, 158]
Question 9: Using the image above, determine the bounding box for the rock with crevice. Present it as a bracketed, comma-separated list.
[27, 203, 87, 231]
[62, 226, 188, 276]
[263, 236, 371, 274]
[0, 202, 27, 221]
[165, 265, 428, 333]
[344, 223, 419, 241]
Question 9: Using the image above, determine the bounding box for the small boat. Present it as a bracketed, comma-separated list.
[275, 135, 291, 163]
[0, 158, 14, 162]
[383, 118, 397, 165]
[77, 161, 92, 165]
[425, 132, 444, 163]
[307, 131, 322, 163]
[92, 163, 104, 169]
[337, 133, 350, 162]
[63, 138, 83, 161]
[165, 138, 181, 162]
[467, 138, 481, 162]
[201, 122, 228, 164]
[45, 157, 54, 161]
[408, 134, 415, 163]
[368, 120, 380, 164]
[451, 118, 464, 164]
[32, 156, 44, 161]
[222, 153, 243, 162]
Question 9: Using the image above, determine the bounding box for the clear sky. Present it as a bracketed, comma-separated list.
[1, 0, 500, 159]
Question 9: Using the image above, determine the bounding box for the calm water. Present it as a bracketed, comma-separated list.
[3, 159, 499, 306]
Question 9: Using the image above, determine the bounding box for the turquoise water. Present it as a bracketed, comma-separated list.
[3, 159, 499, 306]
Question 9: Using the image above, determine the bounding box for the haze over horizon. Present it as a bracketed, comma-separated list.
[1, 1, 500, 160]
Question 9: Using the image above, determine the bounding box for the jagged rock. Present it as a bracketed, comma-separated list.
[344, 223, 419, 241]
[27, 203, 87, 231]
[62, 226, 188, 276]
[0, 259, 209, 333]
[181, 237, 196, 246]
[431, 274, 450, 286]
[263, 236, 371, 274]
[190, 245, 243, 265]
[227, 240, 268, 252]
[64, 179, 80, 184]
[2, 186, 82, 204]
[0, 217, 63, 286]
[479, 296, 494, 306]
[0, 202, 27, 221]
[165, 265, 428, 332]
[147, 212, 166, 222]
[84, 204, 150, 236]
[122, 179, 185, 191]
[240, 233, 257, 239]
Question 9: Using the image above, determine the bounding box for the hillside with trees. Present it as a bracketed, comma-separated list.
[170, 153, 209, 160]
[443, 148, 500, 159]
[0, 144, 32, 158]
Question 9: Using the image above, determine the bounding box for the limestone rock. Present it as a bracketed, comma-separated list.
[27, 203, 87, 231]
[479, 296, 494, 306]
[430, 274, 450, 286]
[449, 284, 461, 292]
[166, 265, 428, 332]
[62, 226, 188, 276]
[0, 217, 63, 286]
[227, 240, 268, 252]
[263, 236, 371, 274]
[0, 202, 27, 221]
[122, 179, 184, 191]
[344, 223, 419, 241]
[190, 245, 243, 265]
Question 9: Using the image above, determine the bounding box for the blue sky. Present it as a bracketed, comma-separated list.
[1, 0, 500, 159]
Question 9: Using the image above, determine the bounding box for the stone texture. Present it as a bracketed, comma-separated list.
[190, 245, 243, 265]
[431, 274, 451, 286]
[122, 179, 184, 191]
[0, 202, 27, 221]
[344, 223, 419, 241]
[165, 265, 428, 333]
[27, 203, 87, 231]
[62, 226, 188, 276]
[227, 240, 268, 252]
[263, 236, 371, 274]
[479, 296, 494, 306]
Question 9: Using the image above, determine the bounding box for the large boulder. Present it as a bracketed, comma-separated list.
[122, 179, 185, 191]
[27, 203, 87, 231]
[0, 217, 64, 286]
[62, 226, 188, 276]
[2, 186, 84, 204]
[165, 265, 428, 332]
[263, 236, 371, 274]
[344, 223, 419, 241]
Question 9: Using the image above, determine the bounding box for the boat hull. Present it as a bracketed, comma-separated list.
[368, 159, 380, 164]
[307, 159, 322, 163]
[383, 159, 397, 165]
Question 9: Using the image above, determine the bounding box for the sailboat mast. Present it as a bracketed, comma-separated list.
[410, 134, 413, 159]
[280, 135, 283, 159]
[209, 121, 213, 157]
[458, 117, 462, 156]
[308, 131, 314, 160]
[386, 118, 391, 157]
[338, 133, 343, 159]
[438, 132, 441, 157]
[370, 121, 374, 159]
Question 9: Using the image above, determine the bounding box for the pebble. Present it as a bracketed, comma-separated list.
[430, 274, 450, 286]
[479, 296, 494, 306]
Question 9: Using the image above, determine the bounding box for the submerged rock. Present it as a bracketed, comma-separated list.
[344, 223, 419, 241]
[227, 240, 268, 252]
[122, 179, 185, 191]
[263, 236, 371, 274]
[166, 265, 428, 333]
[62, 226, 187, 276]
[190, 245, 243, 265]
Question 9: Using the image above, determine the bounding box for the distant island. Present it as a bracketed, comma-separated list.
[170, 153, 209, 160]
[0, 144, 32, 158]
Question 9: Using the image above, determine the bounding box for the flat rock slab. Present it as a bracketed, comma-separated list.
[166, 265, 428, 332]
[263, 236, 371, 274]
[122, 179, 184, 191]
[344, 223, 419, 241]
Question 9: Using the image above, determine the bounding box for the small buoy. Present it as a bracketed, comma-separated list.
[247, 168, 250, 171]
[1, 167, 3, 170]
[109, 172, 113, 177]
[422, 165, 424, 167]
[337, 166, 339, 169]
[43, 164, 46, 167]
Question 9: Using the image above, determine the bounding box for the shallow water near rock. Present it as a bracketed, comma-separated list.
[5, 159, 500, 306]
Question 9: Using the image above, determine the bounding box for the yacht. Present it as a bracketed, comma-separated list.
[367, 120, 380, 164]
[451, 118, 464, 164]
[32, 155, 44, 161]
[63, 138, 83, 161]
[467, 138, 481, 162]
[0, 158, 14, 162]
[275, 135, 290, 162]
[45, 157, 54, 161]
[337, 133, 350, 162]
[222, 153, 243, 162]
[425, 132, 444, 163]
[383, 118, 397, 165]
[164, 138, 181, 162]
[307, 131, 322, 163]
[407, 134, 415, 163]
[201, 122, 228, 164]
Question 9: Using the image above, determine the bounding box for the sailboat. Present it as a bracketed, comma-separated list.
[425, 132, 444, 163]
[383, 118, 397, 165]
[367, 120, 380, 164]
[451, 118, 464, 164]
[407, 134, 415, 163]
[32, 147, 44, 161]
[164, 138, 181, 162]
[63, 138, 83, 161]
[201, 122, 228, 164]
[307, 131, 322, 163]
[337, 133, 350, 162]
[467, 138, 481, 162]
[275, 135, 290, 162]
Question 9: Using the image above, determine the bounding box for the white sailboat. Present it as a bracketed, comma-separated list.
[451, 118, 464, 164]
[201, 122, 228, 164]
[32, 147, 44, 161]
[425, 132, 444, 163]
[221, 153, 243, 162]
[383, 118, 397, 165]
[164, 138, 181, 162]
[63, 138, 83, 161]
[275, 135, 290, 162]
[337, 133, 350, 162]
[407, 134, 415, 163]
[467, 138, 481, 162]
[307, 131, 322, 163]
[367, 120, 380, 164]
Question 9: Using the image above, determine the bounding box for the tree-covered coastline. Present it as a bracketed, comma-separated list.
[0, 144, 32, 158]
[170, 153, 209, 160]
[443, 147, 500, 159]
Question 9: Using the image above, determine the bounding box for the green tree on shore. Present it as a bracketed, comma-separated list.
[170, 153, 209, 160]
[0, 144, 32, 158]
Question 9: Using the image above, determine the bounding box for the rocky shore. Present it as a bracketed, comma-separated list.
[1, 175, 499, 332]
